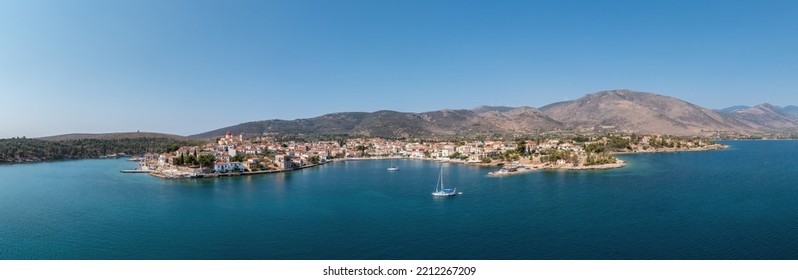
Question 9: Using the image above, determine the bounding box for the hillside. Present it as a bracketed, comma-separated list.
[716, 105, 751, 113]
[191, 105, 574, 139]
[478, 107, 563, 133]
[471, 106, 518, 114]
[0, 137, 200, 163]
[192, 89, 798, 138]
[39, 132, 190, 141]
[727, 104, 798, 129]
[782, 105, 798, 117]
[539, 89, 754, 135]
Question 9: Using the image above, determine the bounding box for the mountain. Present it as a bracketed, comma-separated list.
[39, 132, 191, 141]
[471, 106, 518, 114]
[478, 107, 563, 132]
[717, 105, 751, 113]
[192, 89, 798, 138]
[191, 112, 369, 139]
[191, 107, 563, 139]
[783, 105, 798, 117]
[726, 104, 798, 129]
[539, 89, 753, 135]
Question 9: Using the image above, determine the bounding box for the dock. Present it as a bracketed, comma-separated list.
[120, 170, 152, 173]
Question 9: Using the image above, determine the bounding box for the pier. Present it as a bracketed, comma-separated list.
[120, 170, 152, 173]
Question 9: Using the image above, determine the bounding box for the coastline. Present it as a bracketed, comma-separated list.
[127, 143, 729, 180]
[486, 144, 728, 177]
[487, 159, 627, 177]
[612, 143, 728, 154]
[146, 161, 330, 179]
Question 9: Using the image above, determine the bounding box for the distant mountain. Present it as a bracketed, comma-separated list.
[539, 89, 753, 135]
[192, 89, 798, 138]
[470, 106, 518, 114]
[726, 104, 798, 129]
[783, 105, 798, 117]
[716, 105, 751, 113]
[191, 107, 562, 139]
[191, 112, 370, 139]
[39, 132, 190, 141]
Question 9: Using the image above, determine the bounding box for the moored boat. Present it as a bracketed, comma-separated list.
[432, 165, 459, 197]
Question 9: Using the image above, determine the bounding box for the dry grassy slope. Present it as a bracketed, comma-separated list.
[479, 107, 563, 132]
[729, 104, 798, 129]
[540, 89, 754, 135]
[192, 89, 797, 138]
[39, 132, 190, 141]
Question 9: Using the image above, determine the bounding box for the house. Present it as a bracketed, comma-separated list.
[242, 159, 259, 171]
[467, 154, 483, 163]
[213, 161, 245, 173]
[144, 153, 158, 162]
[215, 154, 231, 163]
[275, 154, 293, 170]
[158, 154, 176, 166]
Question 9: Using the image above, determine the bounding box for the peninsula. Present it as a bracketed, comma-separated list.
[131, 132, 726, 179]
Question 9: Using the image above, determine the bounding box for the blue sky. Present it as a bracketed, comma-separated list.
[1, 0, 796, 138]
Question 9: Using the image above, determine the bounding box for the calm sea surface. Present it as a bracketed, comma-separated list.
[1, 140, 798, 259]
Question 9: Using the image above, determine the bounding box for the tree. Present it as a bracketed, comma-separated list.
[516, 139, 528, 155]
[232, 154, 246, 162]
[198, 154, 215, 169]
[354, 145, 367, 156]
[172, 156, 183, 166]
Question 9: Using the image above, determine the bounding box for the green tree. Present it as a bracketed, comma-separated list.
[198, 154, 215, 169]
[231, 154, 246, 162]
[516, 139, 528, 155]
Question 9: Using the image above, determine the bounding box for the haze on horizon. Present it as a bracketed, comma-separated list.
[1, 0, 796, 138]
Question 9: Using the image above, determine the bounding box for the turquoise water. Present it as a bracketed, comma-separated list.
[2, 140, 798, 259]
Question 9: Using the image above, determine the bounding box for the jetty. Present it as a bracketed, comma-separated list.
[120, 169, 152, 173]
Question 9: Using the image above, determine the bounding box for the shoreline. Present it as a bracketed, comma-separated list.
[611, 144, 728, 155]
[146, 161, 330, 180]
[487, 159, 626, 177]
[131, 144, 728, 179]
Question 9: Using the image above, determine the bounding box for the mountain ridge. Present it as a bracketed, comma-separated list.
[39, 132, 191, 141]
[186, 90, 798, 139]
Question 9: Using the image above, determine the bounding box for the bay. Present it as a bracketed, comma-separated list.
[1, 140, 798, 259]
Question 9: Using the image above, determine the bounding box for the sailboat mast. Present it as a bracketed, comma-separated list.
[439, 165, 444, 190]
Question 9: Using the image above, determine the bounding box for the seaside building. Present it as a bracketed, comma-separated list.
[275, 154, 293, 170]
[213, 161, 245, 173]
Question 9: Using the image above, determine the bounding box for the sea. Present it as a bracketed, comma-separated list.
[1, 140, 798, 260]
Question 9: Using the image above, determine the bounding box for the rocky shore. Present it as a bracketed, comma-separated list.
[487, 159, 626, 177]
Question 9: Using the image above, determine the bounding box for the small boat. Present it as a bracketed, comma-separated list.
[387, 158, 399, 171]
[432, 165, 458, 197]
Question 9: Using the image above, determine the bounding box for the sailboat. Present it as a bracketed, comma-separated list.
[432, 165, 458, 197]
[387, 158, 399, 171]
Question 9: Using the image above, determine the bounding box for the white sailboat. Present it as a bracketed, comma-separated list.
[432, 165, 458, 197]
[387, 158, 399, 171]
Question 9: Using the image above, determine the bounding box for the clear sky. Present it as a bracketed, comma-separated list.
[1, 0, 796, 138]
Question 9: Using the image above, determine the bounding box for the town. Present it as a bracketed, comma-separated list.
[133, 132, 727, 179]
